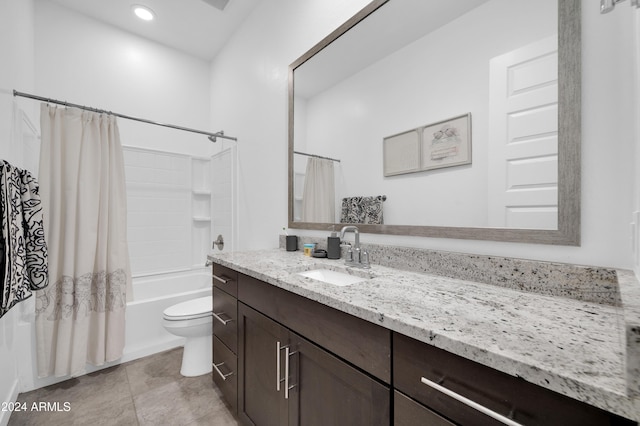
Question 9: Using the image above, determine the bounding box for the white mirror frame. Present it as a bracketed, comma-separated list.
[288, 0, 580, 245]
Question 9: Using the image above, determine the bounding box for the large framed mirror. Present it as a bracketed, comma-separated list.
[288, 0, 580, 245]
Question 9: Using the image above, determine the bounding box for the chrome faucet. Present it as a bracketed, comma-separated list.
[339, 225, 370, 268]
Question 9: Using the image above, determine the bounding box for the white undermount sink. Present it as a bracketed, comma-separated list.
[296, 268, 369, 286]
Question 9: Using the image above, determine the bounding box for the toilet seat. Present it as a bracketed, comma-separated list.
[163, 296, 212, 321]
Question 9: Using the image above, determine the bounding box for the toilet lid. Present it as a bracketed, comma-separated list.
[163, 296, 212, 320]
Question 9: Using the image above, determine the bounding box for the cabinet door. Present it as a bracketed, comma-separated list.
[238, 303, 289, 426]
[288, 332, 390, 426]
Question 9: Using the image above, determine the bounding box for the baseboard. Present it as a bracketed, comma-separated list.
[0, 378, 19, 426]
[120, 337, 185, 364]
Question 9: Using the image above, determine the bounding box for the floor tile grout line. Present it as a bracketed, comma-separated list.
[123, 362, 141, 426]
[8, 348, 237, 426]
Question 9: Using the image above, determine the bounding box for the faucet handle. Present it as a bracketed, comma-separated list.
[352, 246, 361, 264]
[344, 244, 354, 264]
[361, 249, 371, 268]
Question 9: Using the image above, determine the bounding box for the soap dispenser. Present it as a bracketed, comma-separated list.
[327, 232, 341, 259]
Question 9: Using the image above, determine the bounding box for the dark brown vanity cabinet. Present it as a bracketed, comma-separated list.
[211, 263, 239, 415]
[393, 333, 636, 426]
[238, 303, 390, 426]
[236, 272, 391, 426]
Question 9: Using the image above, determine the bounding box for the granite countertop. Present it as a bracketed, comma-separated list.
[209, 249, 640, 421]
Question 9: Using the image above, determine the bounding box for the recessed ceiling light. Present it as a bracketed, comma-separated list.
[132, 5, 155, 21]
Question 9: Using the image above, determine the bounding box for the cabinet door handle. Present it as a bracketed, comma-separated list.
[212, 312, 233, 325]
[284, 346, 291, 399]
[276, 341, 282, 391]
[420, 377, 522, 426]
[276, 342, 289, 392]
[213, 362, 234, 381]
[284, 346, 297, 400]
[213, 274, 231, 284]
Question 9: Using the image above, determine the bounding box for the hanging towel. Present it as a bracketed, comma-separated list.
[360, 195, 384, 224]
[0, 160, 49, 319]
[340, 196, 363, 224]
[340, 195, 384, 224]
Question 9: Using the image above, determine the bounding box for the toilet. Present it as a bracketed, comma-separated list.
[162, 296, 213, 377]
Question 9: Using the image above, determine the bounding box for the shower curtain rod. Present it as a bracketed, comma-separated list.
[13, 90, 237, 142]
[293, 150, 341, 163]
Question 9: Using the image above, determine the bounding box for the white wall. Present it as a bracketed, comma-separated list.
[0, 0, 35, 424]
[34, 0, 214, 159]
[209, 0, 374, 250]
[633, 8, 640, 278]
[299, 0, 556, 227]
[0, 0, 37, 165]
[211, 0, 638, 269]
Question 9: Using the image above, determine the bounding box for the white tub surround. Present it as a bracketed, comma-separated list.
[209, 249, 640, 421]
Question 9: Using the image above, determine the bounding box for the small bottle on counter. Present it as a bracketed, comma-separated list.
[327, 232, 341, 259]
[303, 243, 316, 256]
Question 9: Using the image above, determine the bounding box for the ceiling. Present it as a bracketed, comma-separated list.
[48, 0, 261, 61]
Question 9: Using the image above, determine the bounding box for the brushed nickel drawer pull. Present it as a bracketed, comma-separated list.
[284, 347, 297, 400]
[276, 342, 290, 392]
[420, 377, 523, 426]
[213, 274, 231, 284]
[212, 312, 233, 325]
[276, 341, 284, 391]
[284, 346, 291, 399]
[276, 341, 281, 391]
[213, 362, 234, 381]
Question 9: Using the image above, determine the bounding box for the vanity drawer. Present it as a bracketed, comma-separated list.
[212, 263, 238, 297]
[213, 336, 237, 415]
[213, 286, 238, 353]
[238, 273, 391, 383]
[393, 333, 632, 426]
[394, 391, 454, 426]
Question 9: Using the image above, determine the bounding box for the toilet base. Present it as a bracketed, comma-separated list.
[180, 334, 213, 377]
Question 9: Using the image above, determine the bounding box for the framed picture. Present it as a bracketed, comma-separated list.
[383, 129, 421, 177]
[421, 113, 472, 171]
[383, 113, 472, 177]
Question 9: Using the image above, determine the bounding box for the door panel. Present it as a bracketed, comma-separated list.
[488, 36, 558, 229]
[289, 333, 390, 426]
[238, 303, 289, 426]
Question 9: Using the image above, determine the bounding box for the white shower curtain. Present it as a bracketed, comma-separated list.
[301, 157, 335, 223]
[35, 104, 132, 378]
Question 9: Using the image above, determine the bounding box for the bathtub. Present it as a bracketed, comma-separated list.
[13, 269, 211, 393]
[123, 269, 211, 362]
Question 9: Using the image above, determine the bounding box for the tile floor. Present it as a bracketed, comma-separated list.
[7, 348, 238, 426]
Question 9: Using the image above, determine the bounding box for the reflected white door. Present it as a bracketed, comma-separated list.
[488, 36, 558, 229]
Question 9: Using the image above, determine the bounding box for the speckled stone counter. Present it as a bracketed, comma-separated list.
[208, 249, 640, 421]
